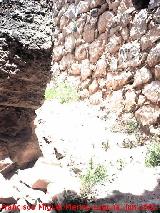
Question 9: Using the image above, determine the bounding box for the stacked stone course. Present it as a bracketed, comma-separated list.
[52, 0, 160, 128]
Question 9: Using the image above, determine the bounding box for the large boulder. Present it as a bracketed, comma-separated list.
[0, 0, 53, 168]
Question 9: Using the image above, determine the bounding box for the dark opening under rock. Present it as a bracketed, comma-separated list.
[132, 0, 150, 9]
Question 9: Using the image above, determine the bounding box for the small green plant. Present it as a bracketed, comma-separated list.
[45, 82, 79, 103]
[80, 158, 107, 195]
[122, 138, 136, 149]
[125, 120, 139, 134]
[145, 141, 160, 167]
[102, 141, 110, 151]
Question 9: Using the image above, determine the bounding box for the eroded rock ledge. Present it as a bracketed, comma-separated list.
[0, 0, 53, 168]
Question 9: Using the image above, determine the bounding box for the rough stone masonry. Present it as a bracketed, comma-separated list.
[0, 0, 53, 169]
[52, 0, 160, 130]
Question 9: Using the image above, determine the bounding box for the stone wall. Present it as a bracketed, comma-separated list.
[0, 0, 53, 168]
[52, 0, 160, 130]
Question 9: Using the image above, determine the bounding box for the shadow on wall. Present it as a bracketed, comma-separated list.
[132, 0, 150, 9]
[0, 26, 52, 169]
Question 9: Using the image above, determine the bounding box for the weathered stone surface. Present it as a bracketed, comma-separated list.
[121, 27, 129, 41]
[60, 53, 75, 70]
[75, 44, 88, 61]
[83, 24, 95, 43]
[142, 81, 160, 104]
[70, 63, 81, 75]
[94, 57, 107, 77]
[89, 39, 105, 63]
[147, 43, 160, 67]
[141, 27, 160, 51]
[76, 1, 90, 15]
[109, 56, 118, 72]
[81, 59, 92, 80]
[130, 10, 148, 40]
[124, 89, 137, 111]
[0, 0, 52, 167]
[52, 45, 64, 62]
[154, 65, 160, 80]
[89, 80, 99, 94]
[106, 34, 122, 54]
[98, 11, 114, 34]
[0, 157, 14, 175]
[133, 67, 152, 87]
[118, 42, 141, 68]
[106, 71, 133, 91]
[135, 105, 160, 126]
[107, 0, 120, 11]
[51, 0, 160, 134]
[64, 34, 76, 53]
[89, 91, 102, 105]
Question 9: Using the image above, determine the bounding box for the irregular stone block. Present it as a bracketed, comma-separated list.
[141, 27, 160, 51]
[133, 67, 152, 87]
[130, 10, 148, 40]
[106, 71, 133, 91]
[142, 81, 160, 104]
[154, 64, 160, 80]
[118, 42, 142, 68]
[0, 0, 52, 168]
[98, 11, 114, 34]
[147, 43, 160, 67]
[135, 105, 160, 126]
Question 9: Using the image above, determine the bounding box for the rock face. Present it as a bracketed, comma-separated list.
[0, 0, 53, 168]
[51, 0, 160, 131]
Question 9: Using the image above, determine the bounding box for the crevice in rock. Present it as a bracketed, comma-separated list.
[132, 0, 150, 10]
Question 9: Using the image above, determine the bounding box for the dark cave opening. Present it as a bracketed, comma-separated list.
[132, 0, 150, 9]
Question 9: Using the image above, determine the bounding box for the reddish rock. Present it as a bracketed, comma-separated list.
[135, 105, 160, 126]
[83, 24, 95, 43]
[75, 45, 88, 61]
[89, 91, 103, 105]
[32, 179, 49, 191]
[89, 39, 105, 63]
[52, 45, 64, 62]
[94, 57, 107, 77]
[98, 11, 114, 34]
[154, 65, 160, 80]
[64, 34, 76, 53]
[124, 89, 137, 111]
[118, 42, 142, 69]
[141, 27, 160, 51]
[108, 0, 120, 11]
[133, 67, 152, 87]
[0, 158, 15, 175]
[70, 63, 81, 75]
[89, 80, 99, 94]
[147, 43, 160, 67]
[106, 35, 122, 54]
[7, 131, 42, 168]
[130, 10, 148, 40]
[60, 54, 75, 70]
[60, 15, 70, 29]
[121, 27, 129, 41]
[106, 71, 133, 91]
[90, 0, 104, 9]
[79, 89, 90, 99]
[76, 1, 90, 15]
[142, 81, 160, 104]
[80, 59, 92, 80]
